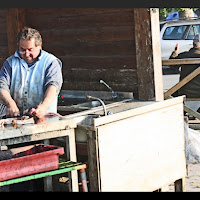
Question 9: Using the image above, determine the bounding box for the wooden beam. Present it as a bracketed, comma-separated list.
[6, 8, 26, 56]
[164, 65, 200, 99]
[184, 105, 200, 120]
[150, 8, 164, 101]
[162, 58, 200, 66]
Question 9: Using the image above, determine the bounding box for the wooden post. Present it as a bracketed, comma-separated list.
[87, 130, 101, 192]
[6, 8, 26, 56]
[134, 8, 163, 101]
[150, 8, 164, 101]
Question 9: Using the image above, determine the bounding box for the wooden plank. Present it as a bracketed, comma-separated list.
[59, 55, 136, 69]
[25, 9, 135, 31]
[186, 98, 200, 101]
[60, 56, 137, 92]
[150, 8, 164, 101]
[61, 80, 138, 92]
[42, 26, 134, 44]
[97, 101, 186, 191]
[63, 68, 137, 84]
[0, 130, 73, 146]
[93, 96, 184, 127]
[87, 130, 101, 192]
[44, 40, 135, 57]
[66, 129, 79, 192]
[164, 66, 200, 99]
[162, 58, 200, 66]
[25, 8, 134, 18]
[184, 105, 200, 120]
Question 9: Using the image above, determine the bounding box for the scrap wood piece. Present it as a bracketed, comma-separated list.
[164, 65, 200, 99]
[162, 58, 200, 66]
[184, 105, 200, 120]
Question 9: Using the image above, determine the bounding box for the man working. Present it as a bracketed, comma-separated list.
[0, 27, 63, 118]
[170, 34, 200, 98]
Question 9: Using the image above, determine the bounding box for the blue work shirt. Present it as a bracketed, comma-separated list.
[0, 50, 63, 115]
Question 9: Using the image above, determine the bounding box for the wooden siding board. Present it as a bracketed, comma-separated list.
[25, 8, 134, 17]
[62, 64, 137, 92]
[25, 9, 135, 31]
[41, 26, 134, 44]
[59, 55, 136, 69]
[62, 81, 138, 92]
[43, 40, 135, 57]
[64, 68, 137, 82]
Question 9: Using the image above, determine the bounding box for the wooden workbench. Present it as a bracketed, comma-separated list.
[0, 117, 79, 192]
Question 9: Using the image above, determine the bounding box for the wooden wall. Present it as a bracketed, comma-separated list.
[0, 8, 162, 100]
[0, 9, 8, 67]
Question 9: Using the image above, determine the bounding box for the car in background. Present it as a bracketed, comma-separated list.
[160, 19, 200, 60]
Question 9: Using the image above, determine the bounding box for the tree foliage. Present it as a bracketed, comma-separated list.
[159, 8, 199, 18]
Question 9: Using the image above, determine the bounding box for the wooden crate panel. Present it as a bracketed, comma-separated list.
[96, 99, 186, 191]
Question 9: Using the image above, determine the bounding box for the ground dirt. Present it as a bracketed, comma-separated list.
[164, 163, 200, 192]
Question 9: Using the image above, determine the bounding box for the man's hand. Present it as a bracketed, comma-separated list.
[175, 43, 179, 52]
[0, 90, 20, 117]
[29, 85, 57, 119]
[6, 100, 20, 117]
[29, 104, 48, 119]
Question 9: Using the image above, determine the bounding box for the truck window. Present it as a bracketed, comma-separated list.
[163, 25, 188, 40]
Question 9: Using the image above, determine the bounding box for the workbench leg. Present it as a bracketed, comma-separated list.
[87, 130, 101, 192]
[43, 139, 53, 192]
[44, 176, 53, 192]
[65, 129, 79, 192]
[80, 168, 88, 192]
[174, 178, 186, 192]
